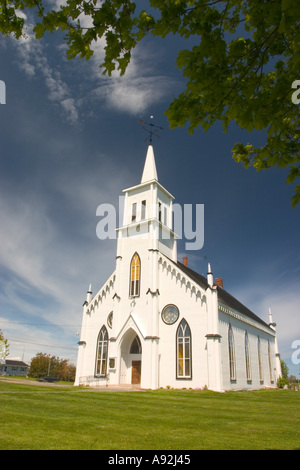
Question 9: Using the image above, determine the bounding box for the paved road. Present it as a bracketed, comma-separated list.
[0, 377, 145, 391]
[0, 377, 73, 387]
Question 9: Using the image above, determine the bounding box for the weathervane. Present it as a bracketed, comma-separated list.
[140, 116, 163, 143]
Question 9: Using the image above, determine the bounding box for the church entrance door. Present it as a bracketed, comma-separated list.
[131, 360, 141, 385]
[119, 329, 142, 385]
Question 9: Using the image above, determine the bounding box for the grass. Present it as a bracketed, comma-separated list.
[0, 381, 299, 450]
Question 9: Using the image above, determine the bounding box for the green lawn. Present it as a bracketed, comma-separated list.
[0, 381, 299, 450]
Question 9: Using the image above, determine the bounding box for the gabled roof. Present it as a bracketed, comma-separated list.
[176, 260, 270, 329]
[177, 260, 209, 290]
[216, 285, 269, 328]
[4, 359, 29, 367]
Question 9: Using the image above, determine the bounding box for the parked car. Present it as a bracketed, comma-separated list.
[38, 376, 59, 382]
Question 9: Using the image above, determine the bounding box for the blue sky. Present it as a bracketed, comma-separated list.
[0, 6, 299, 378]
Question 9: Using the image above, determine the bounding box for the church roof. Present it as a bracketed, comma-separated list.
[177, 260, 209, 290]
[3, 359, 29, 367]
[176, 260, 270, 329]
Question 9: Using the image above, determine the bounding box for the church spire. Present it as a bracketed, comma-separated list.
[141, 144, 158, 183]
[86, 284, 92, 303]
[268, 307, 276, 330]
[207, 263, 214, 287]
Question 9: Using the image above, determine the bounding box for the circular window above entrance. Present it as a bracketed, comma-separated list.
[161, 304, 180, 325]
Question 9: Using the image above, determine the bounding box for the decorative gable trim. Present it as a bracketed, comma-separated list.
[158, 254, 206, 302]
[86, 272, 116, 314]
[115, 313, 147, 343]
[146, 288, 160, 296]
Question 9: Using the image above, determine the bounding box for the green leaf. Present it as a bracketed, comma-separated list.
[2, 0, 300, 205]
[33, 22, 44, 39]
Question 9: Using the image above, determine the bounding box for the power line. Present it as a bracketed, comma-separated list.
[1, 320, 81, 327]
[7, 337, 77, 351]
[1, 320, 96, 329]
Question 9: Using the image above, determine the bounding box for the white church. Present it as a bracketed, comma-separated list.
[75, 144, 281, 391]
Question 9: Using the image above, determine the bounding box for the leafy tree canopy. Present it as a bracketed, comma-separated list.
[280, 358, 289, 379]
[1, 0, 300, 205]
[0, 329, 10, 357]
[28, 352, 76, 381]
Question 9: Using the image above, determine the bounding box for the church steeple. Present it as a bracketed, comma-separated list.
[117, 144, 177, 262]
[141, 145, 158, 183]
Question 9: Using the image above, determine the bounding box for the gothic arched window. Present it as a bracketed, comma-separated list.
[258, 336, 264, 382]
[95, 326, 108, 377]
[228, 325, 236, 381]
[130, 336, 142, 354]
[245, 331, 251, 381]
[176, 319, 192, 379]
[129, 253, 140, 297]
[268, 340, 274, 383]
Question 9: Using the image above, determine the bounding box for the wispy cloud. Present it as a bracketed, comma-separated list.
[0, 150, 127, 305]
[0, 122, 132, 362]
[89, 36, 180, 115]
[11, 13, 80, 124]
[10, 9, 180, 123]
[95, 74, 174, 116]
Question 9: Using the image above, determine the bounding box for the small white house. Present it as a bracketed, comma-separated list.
[0, 359, 29, 376]
[75, 144, 282, 391]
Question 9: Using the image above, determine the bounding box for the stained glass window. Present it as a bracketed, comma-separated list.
[177, 319, 191, 379]
[268, 340, 273, 383]
[245, 331, 251, 381]
[228, 325, 236, 381]
[95, 326, 108, 376]
[258, 336, 264, 382]
[129, 253, 140, 297]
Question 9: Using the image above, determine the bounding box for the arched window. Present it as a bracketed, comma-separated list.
[177, 319, 192, 379]
[95, 326, 108, 377]
[130, 336, 142, 354]
[228, 325, 236, 381]
[129, 253, 140, 297]
[245, 331, 251, 381]
[268, 340, 273, 383]
[258, 336, 264, 382]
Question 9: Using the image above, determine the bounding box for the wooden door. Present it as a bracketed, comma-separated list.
[131, 360, 141, 385]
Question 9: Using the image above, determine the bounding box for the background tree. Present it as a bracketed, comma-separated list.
[28, 352, 76, 381]
[280, 359, 289, 379]
[0, 329, 9, 358]
[277, 359, 289, 388]
[288, 375, 300, 391]
[28, 352, 50, 378]
[1, 0, 300, 205]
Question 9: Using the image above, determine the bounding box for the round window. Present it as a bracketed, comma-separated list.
[161, 304, 179, 325]
[107, 311, 113, 328]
